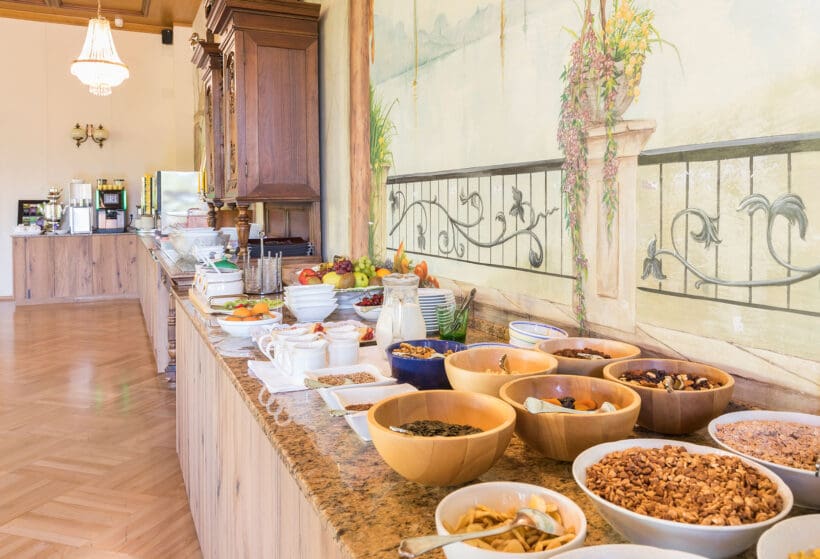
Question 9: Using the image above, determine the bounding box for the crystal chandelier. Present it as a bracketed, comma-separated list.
[70, 0, 129, 96]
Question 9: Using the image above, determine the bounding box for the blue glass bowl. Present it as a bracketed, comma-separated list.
[385, 339, 467, 390]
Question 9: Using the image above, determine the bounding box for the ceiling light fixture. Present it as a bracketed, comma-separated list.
[70, 0, 129, 96]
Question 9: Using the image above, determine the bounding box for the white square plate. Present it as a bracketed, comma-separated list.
[306, 363, 393, 391]
[320, 383, 418, 442]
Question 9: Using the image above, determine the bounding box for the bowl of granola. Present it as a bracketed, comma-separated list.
[572, 439, 793, 559]
[386, 339, 467, 390]
[602, 359, 734, 434]
[708, 410, 820, 509]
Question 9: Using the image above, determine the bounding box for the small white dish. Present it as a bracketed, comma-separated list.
[508, 337, 535, 349]
[509, 321, 568, 345]
[286, 302, 338, 323]
[353, 304, 382, 321]
[305, 363, 393, 390]
[552, 544, 709, 559]
[708, 410, 820, 509]
[756, 514, 820, 559]
[321, 383, 418, 442]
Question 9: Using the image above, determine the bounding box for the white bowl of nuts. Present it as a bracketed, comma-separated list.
[756, 513, 820, 559]
[572, 438, 793, 559]
[708, 410, 820, 510]
[551, 544, 709, 559]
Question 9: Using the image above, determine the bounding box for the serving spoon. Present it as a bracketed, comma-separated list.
[397, 507, 564, 558]
[524, 396, 617, 415]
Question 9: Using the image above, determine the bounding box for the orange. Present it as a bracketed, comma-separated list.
[251, 302, 269, 315]
[375, 268, 391, 278]
[232, 307, 251, 318]
[243, 316, 260, 321]
[225, 316, 242, 322]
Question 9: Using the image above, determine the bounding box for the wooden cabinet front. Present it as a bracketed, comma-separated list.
[193, 40, 225, 201]
[12, 234, 137, 305]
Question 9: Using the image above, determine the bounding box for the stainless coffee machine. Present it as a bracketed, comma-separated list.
[95, 179, 127, 233]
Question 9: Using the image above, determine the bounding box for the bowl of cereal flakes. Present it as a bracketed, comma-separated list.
[434, 481, 587, 558]
[708, 410, 820, 509]
[572, 438, 793, 559]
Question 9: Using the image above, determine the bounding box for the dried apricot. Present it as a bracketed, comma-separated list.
[232, 307, 251, 318]
[251, 302, 269, 315]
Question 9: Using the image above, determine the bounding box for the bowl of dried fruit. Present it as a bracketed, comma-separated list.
[367, 390, 516, 486]
[444, 346, 558, 397]
[535, 337, 641, 377]
[572, 439, 793, 559]
[352, 292, 383, 321]
[602, 359, 734, 435]
[708, 410, 820, 509]
[386, 339, 467, 390]
[432, 481, 587, 558]
[499, 374, 640, 461]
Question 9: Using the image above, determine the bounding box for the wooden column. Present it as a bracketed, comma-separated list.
[236, 203, 251, 257]
[349, 0, 371, 259]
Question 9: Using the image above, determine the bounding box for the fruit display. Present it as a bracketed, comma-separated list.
[214, 297, 283, 311]
[393, 242, 440, 288]
[297, 254, 391, 288]
[223, 301, 279, 322]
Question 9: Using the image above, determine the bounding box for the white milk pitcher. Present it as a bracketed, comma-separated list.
[325, 330, 360, 367]
[277, 338, 328, 377]
[257, 327, 311, 362]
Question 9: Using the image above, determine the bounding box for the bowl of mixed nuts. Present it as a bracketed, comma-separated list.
[536, 337, 641, 377]
[386, 339, 467, 390]
[602, 359, 734, 435]
[572, 439, 793, 559]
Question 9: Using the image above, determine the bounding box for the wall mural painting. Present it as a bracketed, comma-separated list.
[373, 0, 567, 275]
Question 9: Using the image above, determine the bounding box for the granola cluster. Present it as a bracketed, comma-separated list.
[585, 445, 783, 526]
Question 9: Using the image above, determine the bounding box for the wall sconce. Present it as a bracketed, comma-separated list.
[71, 123, 109, 148]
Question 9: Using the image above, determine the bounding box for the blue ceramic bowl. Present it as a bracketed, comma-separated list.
[386, 339, 467, 390]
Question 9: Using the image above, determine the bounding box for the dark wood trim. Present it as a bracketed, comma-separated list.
[349, 0, 371, 260]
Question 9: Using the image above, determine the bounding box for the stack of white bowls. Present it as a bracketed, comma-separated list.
[418, 288, 456, 334]
[508, 320, 568, 348]
[284, 284, 338, 322]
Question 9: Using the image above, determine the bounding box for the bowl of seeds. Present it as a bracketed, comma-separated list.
[367, 389, 516, 486]
[536, 337, 641, 377]
[602, 359, 734, 435]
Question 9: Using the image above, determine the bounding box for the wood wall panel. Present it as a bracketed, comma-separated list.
[92, 235, 137, 297]
[25, 237, 53, 303]
[176, 303, 350, 559]
[12, 238, 27, 303]
[52, 236, 92, 298]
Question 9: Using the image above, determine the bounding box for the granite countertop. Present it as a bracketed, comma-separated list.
[12, 231, 136, 238]
[176, 298, 813, 559]
[138, 235, 197, 287]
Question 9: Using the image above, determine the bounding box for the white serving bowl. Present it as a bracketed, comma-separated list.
[285, 283, 335, 295]
[708, 410, 820, 509]
[217, 313, 282, 337]
[572, 439, 793, 559]
[551, 544, 709, 559]
[284, 293, 337, 307]
[757, 514, 820, 559]
[509, 321, 568, 346]
[435, 481, 587, 559]
[286, 302, 337, 323]
[353, 304, 381, 321]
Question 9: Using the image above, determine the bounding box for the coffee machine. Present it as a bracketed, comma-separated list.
[95, 178, 127, 233]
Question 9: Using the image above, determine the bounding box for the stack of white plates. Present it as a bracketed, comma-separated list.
[418, 288, 456, 334]
[284, 284, 337, 322]
[508, 320, 568, 348]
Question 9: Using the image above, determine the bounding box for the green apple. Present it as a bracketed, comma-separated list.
[354, 272, 369, 288]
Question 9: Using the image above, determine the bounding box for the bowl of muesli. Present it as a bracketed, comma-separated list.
[708, 410, 820, 509]
[572, 438, 793, 559]
[536, 337, 641, 377]
[602, 358, 734, 434]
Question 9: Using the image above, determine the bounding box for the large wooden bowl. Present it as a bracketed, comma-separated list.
[444, 347, 558, 397]
[499, 374, 641, 461]
[367, 390, 516, 486]
[603, 359, 734, 435]
[536, 337, 641, 377]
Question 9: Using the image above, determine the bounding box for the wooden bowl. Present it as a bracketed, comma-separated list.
[499, 374, 641, 461]
[536, 337, 641, 377]
[602, 359, 734, 435]
[444, 347, 558, 397]
[367, 390, 516, 486]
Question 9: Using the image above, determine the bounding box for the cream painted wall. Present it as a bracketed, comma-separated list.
[0, 18, 195, 297]
[318, 0, 352, 260]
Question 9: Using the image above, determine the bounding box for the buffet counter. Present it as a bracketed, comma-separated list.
[173, 297, 812, 559]
[12, 231, 137, 305]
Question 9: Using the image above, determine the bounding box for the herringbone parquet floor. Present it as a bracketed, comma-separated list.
[0, 300, 202, 558]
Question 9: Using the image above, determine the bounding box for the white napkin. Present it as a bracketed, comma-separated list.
[247, 360, 307, 393]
